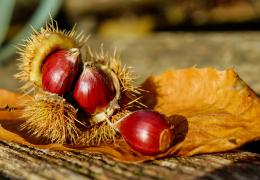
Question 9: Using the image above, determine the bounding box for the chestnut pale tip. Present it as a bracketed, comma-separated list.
[159, 129, 174, 152]
[70, 48, 80, 57]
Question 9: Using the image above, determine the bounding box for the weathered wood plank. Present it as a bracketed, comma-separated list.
[0, 139, 260, 180]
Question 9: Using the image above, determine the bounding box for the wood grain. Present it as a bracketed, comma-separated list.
[1, 139, 260, 180]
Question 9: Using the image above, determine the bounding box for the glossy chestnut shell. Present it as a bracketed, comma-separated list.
[73, 62, 115, 115]
[42, 48, 80, 96]
[113, 110, 175, 155]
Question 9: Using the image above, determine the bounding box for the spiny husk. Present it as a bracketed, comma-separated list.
[20, 93, 81, 144]
[19, 47, 146, 144]
[76, 46, 146, 145]
[77, 110, 130, 145]
[87, 46, 146, 110]
[15, 16, 146, 145]
[14, 17, 88, 95]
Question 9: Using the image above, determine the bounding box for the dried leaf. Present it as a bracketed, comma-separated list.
[0, 89, 30, 120]
[141, 67, 260, 157]
[0, 67, 260, 163]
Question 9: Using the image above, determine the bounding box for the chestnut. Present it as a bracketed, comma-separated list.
[106, 109, 175, 155]
[74, 62, 115, 115]
[42, 48, 80, 96]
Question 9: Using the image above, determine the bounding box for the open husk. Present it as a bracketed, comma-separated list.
[15, 18, 145, 144]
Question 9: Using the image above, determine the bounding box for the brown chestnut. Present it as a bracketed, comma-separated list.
[42, 48, 80, 96]
[73, 62, 115, 115]
[106, 109, 175, 155]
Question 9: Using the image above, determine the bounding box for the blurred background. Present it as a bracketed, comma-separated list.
[1, 0, 260, 92]
[0, 0, 260, 153]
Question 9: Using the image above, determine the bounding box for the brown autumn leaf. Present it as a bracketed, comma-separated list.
[0, 67, 260, 163]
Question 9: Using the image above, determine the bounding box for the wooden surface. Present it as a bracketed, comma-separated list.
[0, 139, 260, 180]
